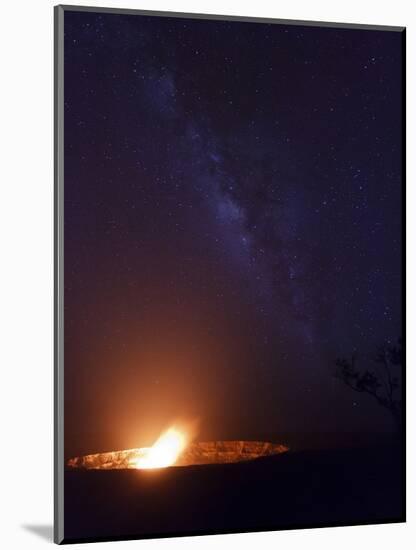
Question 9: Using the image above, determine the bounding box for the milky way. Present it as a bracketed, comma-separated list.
[63, 11, 403, 456]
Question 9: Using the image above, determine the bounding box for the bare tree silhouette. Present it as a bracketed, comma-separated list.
[335, 338, 403, 432]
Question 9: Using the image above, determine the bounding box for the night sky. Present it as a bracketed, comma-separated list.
[64, 10, 403, 458]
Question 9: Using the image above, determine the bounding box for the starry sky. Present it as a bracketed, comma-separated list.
[63, 10, 403, 458]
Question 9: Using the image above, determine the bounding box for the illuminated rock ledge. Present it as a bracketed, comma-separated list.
[67, 440, 289, 470]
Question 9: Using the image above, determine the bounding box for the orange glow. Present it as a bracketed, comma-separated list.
[133, 427, 187, 469]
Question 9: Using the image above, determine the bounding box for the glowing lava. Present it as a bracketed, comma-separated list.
[133, 427, 187, 469]
[67, 440, 289, 470]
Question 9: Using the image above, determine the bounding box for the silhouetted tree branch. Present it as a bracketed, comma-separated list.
[335, 338, 403, 431]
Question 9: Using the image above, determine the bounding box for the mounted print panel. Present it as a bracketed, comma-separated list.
[54, 5, 405, 544]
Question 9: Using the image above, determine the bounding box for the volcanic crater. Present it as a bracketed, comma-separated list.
[67, 440, 289, 470]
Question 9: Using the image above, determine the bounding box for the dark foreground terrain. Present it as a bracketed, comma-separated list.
[63, 444, 404, 543]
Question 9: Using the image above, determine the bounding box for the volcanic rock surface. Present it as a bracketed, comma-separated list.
[67, 440, 289, 470]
